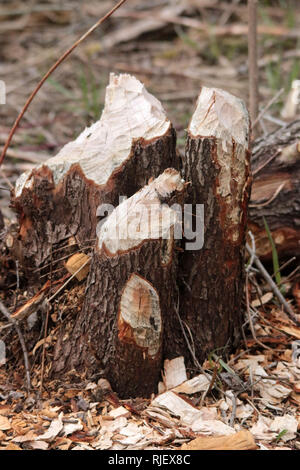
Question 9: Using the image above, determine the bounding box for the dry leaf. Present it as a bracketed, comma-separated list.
[251, 415, 297, 442]
[32, 335, 52, 356]
[13, 430, 38, 443]
[36, 413, 63, 441]
[251, 292, 273, 308]
[152, 391, 234, 435]
[181, 430, 256, 450]
[65, 253, 90, 281]
[55, 437, 72, 450]
[0, 416, 11, 431]
[27, 440, 49, 450]
[270, 415, 298, 441]
[109, 406, 131, 419]
[3, 443, 22, 450]
[277, 325, 300, 340]
[63, 421, 83, 437]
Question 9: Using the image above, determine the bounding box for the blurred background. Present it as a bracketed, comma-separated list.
[1, 0, 300, 218]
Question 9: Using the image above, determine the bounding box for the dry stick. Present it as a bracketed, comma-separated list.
[46, 258, 90, 303]
[249, 182, 285, 208]
[200, 360, 219, 407]
[272, 257, 296, 280]
[280, 265, 299, 284]
[248, 0, 259, 126]
[0, 169, 13, 189]
[40, 243, 53, 393]
[246, 230, 256, 273]
[245, 273, 272, 351]
[246, 243, 298, 324]
[252, 151, 279, 176]
[0, 0, 129, 167]
[252, 87, 284, 129]
[0, 301, 31, 392]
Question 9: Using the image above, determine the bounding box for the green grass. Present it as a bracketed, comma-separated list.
[258, 2, 300, 113]
[48, 78, 73, 99]
[275, 429, 288, 442]
[263, 216, 287, 296]
[48, 66, 104, 124]
[78, 66, 103, 123]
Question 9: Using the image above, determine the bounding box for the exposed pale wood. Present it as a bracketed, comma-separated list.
[181, 430, 257, 450]
[52, 169, 185, 398]
[163, 357, 187, 390]
[172, 374, 210, 394]
[65, 253, 90, 281]
[12, 73, 178, 274]
[177, 86, 251, 364]
[281, 80, 300, 121]
[152, 391, 234, 435]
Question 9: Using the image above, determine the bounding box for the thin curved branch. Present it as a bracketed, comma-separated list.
[0, 0, 129, 167]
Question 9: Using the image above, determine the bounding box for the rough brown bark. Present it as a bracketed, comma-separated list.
[11, 74, 178, 277]
[176, 87, 251, 364]
[52, 169, 185, 398]
[249, 120, 300, 260]
[10, 78, 261, 398]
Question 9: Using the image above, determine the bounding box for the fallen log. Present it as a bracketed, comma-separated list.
[12, 73, 178, 275]
[250, 120, 300, 260]
[177, 87, 251, 364]
[52, 169, 185, 398]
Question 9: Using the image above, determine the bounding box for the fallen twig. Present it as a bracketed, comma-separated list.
[0, 0, 129, 167]
[252, 87, 284, 129]
[246, 243, 298, 324]
[0, 300, 31, 392]
[248, 0, 259, 125]
[245, 273, 273, 351]
[46, 258, 90, 303]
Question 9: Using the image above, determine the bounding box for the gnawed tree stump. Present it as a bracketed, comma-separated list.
[10, 76, 255, 398]
[250, 120, 300, 260]
[12, 73, 178, 275]
[177, 87, 251, 363]
[52, 169, 185, 398]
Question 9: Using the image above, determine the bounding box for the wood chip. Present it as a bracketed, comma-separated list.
[181, 430, 257, 450]
[109, 406, 131, 419]
[0, 415, 11, 431]
[172, 374, 210, 394]
[277, 324, 300, 340]
[163, 357, 187, 390]
[251, 292, 273, 307]
[65, 253, 90, 281]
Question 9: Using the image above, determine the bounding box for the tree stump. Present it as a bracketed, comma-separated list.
[12, 73, 178, 275]
[52, 169, 185, 398]
[177, 87, 251, 364]
[249, 120, 300, 260]
[10, 75, 255, 398]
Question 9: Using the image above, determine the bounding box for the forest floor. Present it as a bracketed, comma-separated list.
[0, 0, 299, 451]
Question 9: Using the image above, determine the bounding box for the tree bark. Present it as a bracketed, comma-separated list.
[177, 87, 251, 364]
[12, 73, 178, 277]
[52, 169, 185, 398]
[249, 120, 300, 260]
